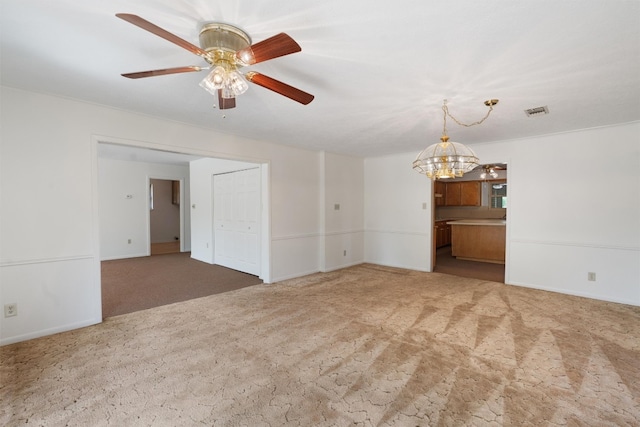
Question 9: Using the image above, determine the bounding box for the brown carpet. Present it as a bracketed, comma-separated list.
[435, 245, 505, 283]
[2, 264, 639, 426]
[101, 252, 263, 318]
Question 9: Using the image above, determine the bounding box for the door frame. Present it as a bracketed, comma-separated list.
[147, 176, 185, 255]
[93, 134, 273, 286]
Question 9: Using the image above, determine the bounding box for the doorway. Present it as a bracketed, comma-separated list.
[149, 178, 182, 255]
[95, 138, 273, 318]
[432, 164, 507, 282]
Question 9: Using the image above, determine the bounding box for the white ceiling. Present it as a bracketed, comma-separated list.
[2, 0, 639, 158]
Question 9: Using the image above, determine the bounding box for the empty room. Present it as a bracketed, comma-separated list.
[1, 1, 639, 425]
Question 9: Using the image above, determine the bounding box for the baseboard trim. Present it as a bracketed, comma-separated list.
[507, 280, 639, 307]
[321, 261, 364, 273]
[151, 241, 180, 255]
[0, 317, 102, 347]
[271, 269, 320, 283]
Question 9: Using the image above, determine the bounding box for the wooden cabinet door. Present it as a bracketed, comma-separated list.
[445, 182, 461, 206]
[460, 181, 481, 206]
[444, 181, 481, 206]
[444, 223, 452, 246]
[435, 221, 447, 248]
[434, 181, 446, 206]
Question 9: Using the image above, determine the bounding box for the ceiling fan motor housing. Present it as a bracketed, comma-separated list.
[199, 23, 251, 67]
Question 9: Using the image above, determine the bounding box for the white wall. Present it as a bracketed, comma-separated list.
[473, 122, 640, 305]
[98, 157, 190, 259]
[269, 150, 322, 281]
[364, 153, 433, 271]
[2, 84, 637, 346]
[320, 152, 365, 271]
[364, 122, 640, 306]
[0, 87, 327, 345]
[1, 89, 101, 344]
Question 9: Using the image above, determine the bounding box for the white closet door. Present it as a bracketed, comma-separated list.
[213, 168, 260, 275]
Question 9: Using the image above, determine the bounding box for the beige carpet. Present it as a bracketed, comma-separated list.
[2, 264, 639, 426]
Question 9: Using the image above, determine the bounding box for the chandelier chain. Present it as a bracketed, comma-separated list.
[441, 101, 495, 136]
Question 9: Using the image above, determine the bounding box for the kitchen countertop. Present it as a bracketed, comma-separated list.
[446, 219, 506, 226]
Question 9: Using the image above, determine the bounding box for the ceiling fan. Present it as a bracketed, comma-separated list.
[478, 164, 506, 179]
[116, 13, 314, 109]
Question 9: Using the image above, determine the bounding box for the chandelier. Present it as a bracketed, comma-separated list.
[413, 99, 498, 179]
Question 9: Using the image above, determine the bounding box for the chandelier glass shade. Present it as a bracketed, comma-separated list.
[412, 136, 479, 179]
[413, 99, 497, 180]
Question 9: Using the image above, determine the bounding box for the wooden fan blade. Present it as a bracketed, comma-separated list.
[236, 33, 301, 65]
[217, 90, 236, 110]
[246, 72, 314, 105]
[122, 66, 204, 79]
[116, 13, 209, 59]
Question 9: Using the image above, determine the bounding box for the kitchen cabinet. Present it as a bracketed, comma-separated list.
[444, 182, 480, 206]
[434, 181, 446, 206]
[434, 220, 451, 248]
[444, 182, 460, 206]
[448, 220, 506, 263]
[460, 182, 481, 206]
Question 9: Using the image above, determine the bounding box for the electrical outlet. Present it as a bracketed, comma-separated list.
[588, 272, 596, 281]
[4, 303, 17, 317]
[343, 250, 347, 256]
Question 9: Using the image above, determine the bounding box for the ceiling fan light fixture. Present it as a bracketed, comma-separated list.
[221, 84, 234, 100]
[480, 166, 498, 179]
[199, 66, 226, 95]
[227, 70, 249, 96]
[200, 66, 249, 99]
[116, 14, 314, 109]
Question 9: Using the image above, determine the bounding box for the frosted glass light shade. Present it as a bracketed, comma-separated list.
[227, 71, 249, 95]
[199, 66, 226, 95]
[413, 139, 479, 180]
[201, 67, 249, 99]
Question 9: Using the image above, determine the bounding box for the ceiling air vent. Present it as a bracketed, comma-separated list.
[524, 106, 549, 117]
